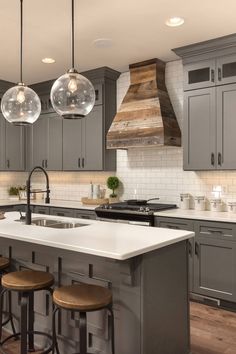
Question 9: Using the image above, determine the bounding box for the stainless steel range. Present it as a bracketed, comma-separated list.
[95, 199, 177, 226]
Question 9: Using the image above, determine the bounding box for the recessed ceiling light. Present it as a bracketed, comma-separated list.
[42, 57, 56, 64]
[165, 17, 185, 27]
[93, 38, 113, 48]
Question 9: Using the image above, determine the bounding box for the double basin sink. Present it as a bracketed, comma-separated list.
[31, 218, 87, 229]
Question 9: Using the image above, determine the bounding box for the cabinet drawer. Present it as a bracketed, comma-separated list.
[196, 221, 235, 241]
[75, 210, 96, 220]
[33, 206, 50, 215]
[50, 207, 75, 218]
[155, 217, 194, 231]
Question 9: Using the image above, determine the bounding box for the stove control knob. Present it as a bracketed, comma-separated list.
[108, 205, 113, 209]
[104, 204, 109, 209]
[139, 207, 144, 212]
[145, 207, 150, 212]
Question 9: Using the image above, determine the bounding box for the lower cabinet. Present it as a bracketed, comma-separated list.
[155, 216, 236, 303]
[155, 217, 194, 292]
[31, 205, 96, 220]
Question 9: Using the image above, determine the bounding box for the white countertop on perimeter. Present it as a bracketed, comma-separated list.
[0, 199, 97, 210]
[0, 212, 194, 261]
[155, 208, 236, 223]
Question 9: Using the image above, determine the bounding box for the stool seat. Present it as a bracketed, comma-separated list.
[53, 284, 112, 311]
[2, 270, 54, 291]
[0, 257, 10, 271]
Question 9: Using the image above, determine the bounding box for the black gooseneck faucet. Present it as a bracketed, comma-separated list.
[25, 166, 50, 225]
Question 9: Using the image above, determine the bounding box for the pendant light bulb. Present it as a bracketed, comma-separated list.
[16, 88, 26, 103]
[50, 0, 95, 119]
[68, 76, 78, 93]
[1, 0, 41, 125]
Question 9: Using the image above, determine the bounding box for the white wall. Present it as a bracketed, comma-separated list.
[2, 60, 236, 207]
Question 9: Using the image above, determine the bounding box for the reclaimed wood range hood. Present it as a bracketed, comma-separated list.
[106, 58, 181, 149]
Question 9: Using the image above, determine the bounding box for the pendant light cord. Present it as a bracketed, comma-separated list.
[20, 0, 23, 83]
[71, 0, 75, 69]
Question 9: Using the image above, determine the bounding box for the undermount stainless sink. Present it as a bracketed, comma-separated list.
[31, 218, 87, 229]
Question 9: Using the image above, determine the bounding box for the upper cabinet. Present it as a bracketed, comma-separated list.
[28, 67, 120, 172]
[173, 34, 236, 170]
[184, 55, 236, 91]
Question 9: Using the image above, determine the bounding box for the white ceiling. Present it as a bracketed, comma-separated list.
[0, 0, 236, 84]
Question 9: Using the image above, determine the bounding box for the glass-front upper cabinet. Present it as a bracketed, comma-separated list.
[217, 54, 236, 85]
[183, 59, 216, 91]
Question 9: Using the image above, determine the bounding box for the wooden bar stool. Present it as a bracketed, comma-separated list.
[0, 257, 17, 339]
[53, 283, 115, 354]
[0, 269, 58, 354]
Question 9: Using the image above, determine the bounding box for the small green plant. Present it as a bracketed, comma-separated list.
[107, 176, 119, 198]
[8, 186, 19, 196]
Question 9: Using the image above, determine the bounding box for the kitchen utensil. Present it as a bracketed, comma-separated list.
[125, 198, 160, 206]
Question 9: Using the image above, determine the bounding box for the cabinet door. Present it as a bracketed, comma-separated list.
[217, 83, 236, 169]
[82, 105, 103, 170]
[5, 121, 25, 171]
[183, 88, 216, 170]
[62, 119, 83, 170]
[31, 116, 48, 169]
[194, 236, 236, 302]
[47, 114, 62, 170]
[155, 217, 194, 292]
[184, 59, 216, 91]
[217, 54, 236, 85]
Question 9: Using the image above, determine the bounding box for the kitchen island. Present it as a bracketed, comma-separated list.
[0, 212, 194, 354]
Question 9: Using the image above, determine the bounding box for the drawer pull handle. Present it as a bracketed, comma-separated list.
[218, 67, 222, 81]
[211, 69, 215, 83]
[195, 243, 199, 257]
[207, 229, 222, 234]
[188, 241, 192, 257]
[218, 153, 222, 166]
[211, 153, 215, 166]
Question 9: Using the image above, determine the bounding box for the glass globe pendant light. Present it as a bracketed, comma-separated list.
[1, 0, 41, 125]
[50, 0, 95, 119]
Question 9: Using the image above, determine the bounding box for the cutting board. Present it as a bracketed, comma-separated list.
[81, 198, 109, 205]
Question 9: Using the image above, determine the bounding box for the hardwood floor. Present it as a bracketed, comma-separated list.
[2, 302, 236, 353]
[191, 302, 236, 354]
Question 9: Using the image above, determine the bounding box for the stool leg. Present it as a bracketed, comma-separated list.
[8, 291, 18, 339]
[28, 292, 35, 352]
[52, 306, 60, 354]
[20, 293, 28, 354]
[0, 289, 7, 342]
[79, 312, 87, 354]
[107, 306, 115, 354]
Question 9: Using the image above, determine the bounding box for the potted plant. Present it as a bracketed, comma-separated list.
[8, 186, 20, 200]
[107, 176, 120, 203]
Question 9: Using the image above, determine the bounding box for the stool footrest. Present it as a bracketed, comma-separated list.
[0, 330, 53, 354]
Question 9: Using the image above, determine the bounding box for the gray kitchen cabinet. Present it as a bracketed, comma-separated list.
[0, 114, 25, 171]
[183, 88, 216, 170]
[83, 105, 103, 170]
[28, 113, 63, 171]
[33, 206, 50, 215]
[62, 118, 83, 170]
[184, 59, 216, 91]
[74, 210, 96, 220]
[216, 54, 236, 85]
[50, 207, 75, 218]
[216, 83, 236, 169]
[154, 217, 194, 292]
[194, 233, 236, 302]
[64, 105, 105, 172]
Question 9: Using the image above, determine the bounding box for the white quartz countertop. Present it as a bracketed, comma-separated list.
[0, 212, 194, 261]
[0, 199, 97, 210]
[155, 208, 236, 223]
